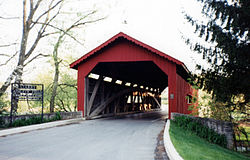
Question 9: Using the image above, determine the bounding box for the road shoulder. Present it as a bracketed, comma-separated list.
[0, 118, 85, 137]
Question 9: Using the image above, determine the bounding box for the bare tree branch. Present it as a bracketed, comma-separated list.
[23, 0, 27, 32]
[58, 83, 77, 90]
[33, 21, 84, 45]
[24, 53, 50, 66]
[0, 51, 18, 66]
[24, 1, 63, 60]
[72, 18, 106, 28]
[0, 43, 18, 48]
[42, 31, 60, 37]
[0, 0, 64, 100]
[33, 0, 43, 12]
[0, 54, 11, 57]
[30, 0, 63, 29]
[24, 31, 43, 60]
[33, 17, 106, 46]
[71, 10, 97, 26]
[29, 0, 34, 10]
[0, 16, 20, 20]
[28, 0, 47, 30]
[57, 97, 68, 112]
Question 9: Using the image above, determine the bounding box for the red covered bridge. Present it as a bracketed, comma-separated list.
[70, 32, 195, 118]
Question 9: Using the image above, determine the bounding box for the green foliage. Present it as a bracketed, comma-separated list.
[235, 125, 249, 144]
[45, 73, 77, 112]
[36, 71, 77, 113]
[184, 0, 250, 121]
[186, 78, 200, 116]
[173, 115, 227, 147]
[48, 111, 62, 122]
[209, 102, 232, 121]
[55, 74, 77, 112]
[170, 120, 249, 160]
[2, 112, 62, 128]
[0, 117, 5, 127]
[11, 116, 42, 127]
[0, 93, 10, 115]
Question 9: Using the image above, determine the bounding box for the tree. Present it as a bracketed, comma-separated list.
[0, 0, 64, 113]
[184, 0, 250, 121]
[49, 11, 104, 112]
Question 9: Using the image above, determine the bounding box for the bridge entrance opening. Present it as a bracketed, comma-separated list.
[84, 61, 168, 117]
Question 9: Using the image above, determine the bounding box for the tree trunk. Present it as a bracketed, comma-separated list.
[0, 66, 21, 97]
[0, 0, 28, 97]
[49, 33, 64, 113]
[49, 61, 59, 113]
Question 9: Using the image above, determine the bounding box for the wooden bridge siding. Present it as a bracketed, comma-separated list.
[76, 40, 183, 118]
[176, 74, 192, 114]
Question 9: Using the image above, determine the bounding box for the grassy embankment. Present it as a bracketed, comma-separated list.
[169, 121, 249, 160]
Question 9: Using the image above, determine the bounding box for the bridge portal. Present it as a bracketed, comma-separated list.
[70, 32, 195, 118]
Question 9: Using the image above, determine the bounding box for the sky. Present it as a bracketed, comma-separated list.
[0, 0, 205, 83]
[82, 0, 204, 70]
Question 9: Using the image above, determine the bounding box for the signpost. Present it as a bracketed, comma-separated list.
[10, 83, 44, 125]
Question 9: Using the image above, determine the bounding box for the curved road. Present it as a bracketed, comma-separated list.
[0, 111, 168, 160]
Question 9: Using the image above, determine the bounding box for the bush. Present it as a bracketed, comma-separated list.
[173, 116, 227, 148]
[9, 112, 62, 127]
[11, 116, 42, 127]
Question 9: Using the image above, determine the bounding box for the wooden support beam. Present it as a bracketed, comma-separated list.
[131, 92, 134, 109]
[122, 95, 127, 112]
[90, 87, 140, 117]
[140, 91, 145, 111]
[137, 92, 141, 103]
[87, 76, 103, 116]
[145, 94, 149, 109]
[114, 96, 120, 114]
[84, 77, 89, 117]
[101, 81, 104, 104]
[152, 96, 161, 108]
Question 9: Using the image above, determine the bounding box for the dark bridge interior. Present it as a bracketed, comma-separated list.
[85, 61, 168, 118]
[91, 61, 168, 91]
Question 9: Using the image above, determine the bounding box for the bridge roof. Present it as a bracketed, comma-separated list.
[70, 32, 189, 74]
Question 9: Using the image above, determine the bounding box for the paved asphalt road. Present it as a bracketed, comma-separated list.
[0, 111, 167, 160]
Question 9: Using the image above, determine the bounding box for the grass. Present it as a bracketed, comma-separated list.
[169, 120, 249, 160]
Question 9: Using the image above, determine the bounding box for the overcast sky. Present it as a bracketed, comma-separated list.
[82, 0, 204, 70]
[0, 0, 205, 82]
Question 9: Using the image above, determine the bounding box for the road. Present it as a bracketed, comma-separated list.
[0, 111, 168, 160]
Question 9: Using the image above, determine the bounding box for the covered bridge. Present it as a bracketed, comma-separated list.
[70, 32, 194, 118]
